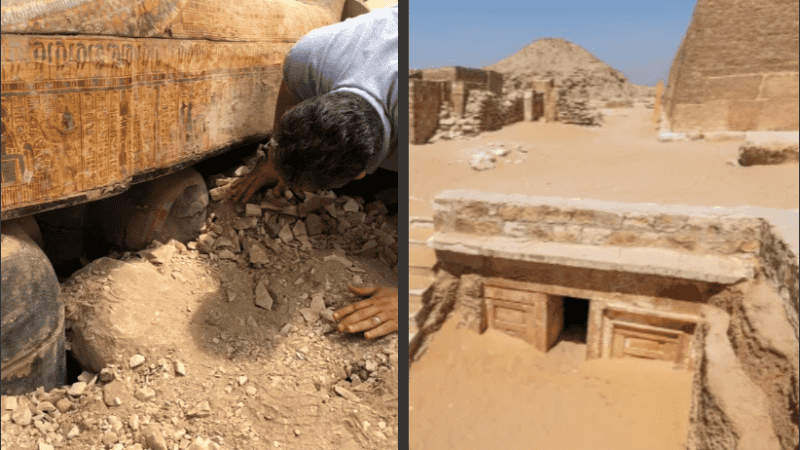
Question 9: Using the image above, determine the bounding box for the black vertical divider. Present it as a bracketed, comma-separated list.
[397, 1, 410, 449]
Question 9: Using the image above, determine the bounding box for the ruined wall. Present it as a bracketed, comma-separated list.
[409, 80, 441, 145]
[422, 191, 800, 450]
[432, 191, 764, 263]
[486, 71, 503, 96]
[664, 0, 799, 133]
[422, 66, 487, 84]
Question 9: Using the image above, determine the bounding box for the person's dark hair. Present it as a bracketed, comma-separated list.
[273, 91, 383, 191]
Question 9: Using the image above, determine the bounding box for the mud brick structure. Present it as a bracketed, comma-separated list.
[409, 66, 506, 143]
[421, 67, 502, 94]
[663, 0, 799, 133]
[409, 80, 443, 144]
[411, 189, 799, 450]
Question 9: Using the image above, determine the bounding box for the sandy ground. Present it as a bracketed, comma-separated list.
[2, 190, 399, 450]
[408, 105, 798, 449]
[410, 105, 799, 218]
[410, 315, 693, 450]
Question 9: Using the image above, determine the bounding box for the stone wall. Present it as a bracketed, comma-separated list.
[487, 71, 503, 96]
[421, 190, 800, 450]
[421, 66, 487, 85]
[432, 191, 764, 262]
[452, 81, 486, 118]
[502, 93, 524, 125]
[431, 190, 799, 338]
[663, 0, 799, 133]
[432, 90, 507, 141]
[409, 80, 442, 145]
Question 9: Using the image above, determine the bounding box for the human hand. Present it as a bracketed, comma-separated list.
[333, 285, 398, 340]
[230, 158, 279, 204]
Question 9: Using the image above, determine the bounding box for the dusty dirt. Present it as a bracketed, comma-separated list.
[410, 104, 799, 218]
[1, 190, 398, 450]
[409, 314, 693, 450]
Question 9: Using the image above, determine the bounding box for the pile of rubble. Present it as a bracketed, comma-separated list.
[1, 159, 400, 450]
[430, 103, 464, 142]
[554, 74, 603, 126]
[463, 90, 504, 132]
[431, 90, 513, 142]
[468, 142, 526, 171]
[501, 93, 524, 126]
[556, 95, 603, 126]
[204, 171, 397, 267]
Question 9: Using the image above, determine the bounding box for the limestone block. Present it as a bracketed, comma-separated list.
[705, 74, 763, 101]
[458, 202, 491, 218]
[727, 99, 764, 131]
[758, 97, 800, 131]
[498, 205, 523, 221]
[570, 209, 623, 228]
[551, 225, 582, 243]
[671, 100, 730, 131]
[760, 72, 800, 99]
[520, 205, 572, 223]
[453, 217, 503, 236]
[652, 214, 690, 231]
[523, 90, 535, 121]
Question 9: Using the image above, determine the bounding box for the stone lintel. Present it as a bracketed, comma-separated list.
[429, 232, 754, 284]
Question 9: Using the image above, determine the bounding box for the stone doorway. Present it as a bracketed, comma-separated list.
[560, 297, 589, 344]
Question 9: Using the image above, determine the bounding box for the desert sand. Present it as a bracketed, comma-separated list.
[408, 104, 798, 450]
[410, 105, 799, 218]
[410, 315, 693, 450]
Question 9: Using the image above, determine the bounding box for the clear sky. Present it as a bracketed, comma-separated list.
[409, 0, 699, 87]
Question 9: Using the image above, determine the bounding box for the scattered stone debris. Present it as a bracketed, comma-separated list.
[2, 163, 399, 450]
[469, 143, 520, 171]
[556, 94, 603, 126]
[738, 138, 800, 167]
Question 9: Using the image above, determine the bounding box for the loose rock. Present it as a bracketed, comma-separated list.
[278, 224, 294, 244]
[333, 385, 361, 403]
[343, 198, 360, 213]
[254, 280, 274, 311]
[143, 425, 168, 450]
[305, 214, 324, 236]
[68, 381, 87, 397]
[129, 354, 146, 369]
[186, 401, 211, 418]
[174, 361, 186, 376]
[245, 204, 261, 217]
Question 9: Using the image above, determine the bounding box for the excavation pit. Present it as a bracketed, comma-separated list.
[410, 190, 799, 450]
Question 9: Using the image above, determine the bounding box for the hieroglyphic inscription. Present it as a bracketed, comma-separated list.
[1, 35, 287, 216]
[172, 0, 336, 42]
